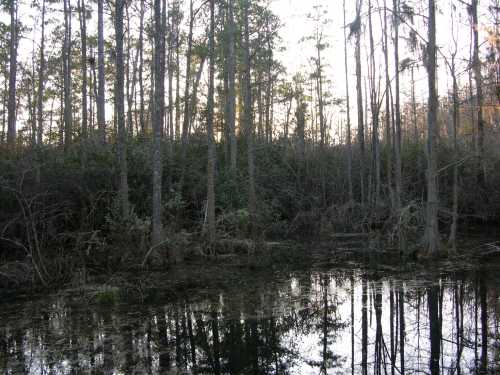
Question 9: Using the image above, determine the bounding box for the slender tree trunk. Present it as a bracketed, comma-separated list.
[355, 0, 365, 203]
[175, 3, 181, 141]
[265, 21, 273, 144]
[368, 0, 380, 204]
[36, 0, 46, 145]
[78, 0, 88, 140]
[2, 74, 7, 144]
[243, 0, 257, 241]
[343, 0, 353, 202]
[382, 0, 394, 208]
[257, 72, 263, 141]
[411, 67, 418, 142]
[189, 54, 207, 134]
[449, 57, 460, 248]
[206, 0, 216, 246]
[152, 0, 165, 246]
[180, 0, 194, 187]
[115, 0, 129, 218]
[28, 80, 35, 146]
[128, 5, 139, 137]
[139, 0, 145, 136]
[63, 0, 73, 150]
[30, 41, 37, 147]
[97, 0, 106, 143]
[296, 99, 306, 168]
[168, 19, 174, 141]
[7, 1, 18, 146]
[393, 0, 402, 212]
[472, 0, 486, 184]
[425, 0, 440, 254]
[317, 39, 325, 148]
[227, 0, 237, 171]
[59, 77, 64, 146]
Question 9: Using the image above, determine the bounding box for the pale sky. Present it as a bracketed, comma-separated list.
[0, 0, 495, 139]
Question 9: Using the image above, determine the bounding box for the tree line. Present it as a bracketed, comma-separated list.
[0, 0, 499, 269]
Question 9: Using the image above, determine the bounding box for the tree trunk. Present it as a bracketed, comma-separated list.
[265, 20, 273, 144]
[115, 0, 130, 219]
[189, 54, 207, 133]
[175, 3, 181, 141]
[152, 0, 165, 246]
[78, 0, 88, 140]
[63, 0, 73, 150]
[411, 67, 418, 141]
[425, 0, 440, 254]
[317, 38, 325, 148]
[226, 0, 237, 171]
[2, 74, 7, 144]
[243, 0, 257, 241]
[168, 8, 174, 141]
[138, 0, 145, 136]
[393, 0, 402, 212]
[7, 1, 18, 146]
[36, 0, 46, 145]
[180, 0, 194, 187]
[368, 0, 380, 204]
[382, 0, 394, 208]
[206, 0, 216, 246]
[355, 0, 365, 203]
[472, 0, 485, 184]
[295, 99, 306, 167]
[448, 56, 460, 248]
[97, 0, 106, 143]
[343, 0, 353, 202]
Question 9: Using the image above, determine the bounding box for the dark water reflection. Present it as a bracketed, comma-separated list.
[1, 266, 499, 374]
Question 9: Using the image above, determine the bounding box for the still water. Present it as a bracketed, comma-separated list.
[0, 265, 499, 374]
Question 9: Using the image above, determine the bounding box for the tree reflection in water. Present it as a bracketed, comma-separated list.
[0, 268, 498, 374]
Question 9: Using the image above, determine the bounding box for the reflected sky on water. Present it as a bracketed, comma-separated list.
[1, 266, 499, 374]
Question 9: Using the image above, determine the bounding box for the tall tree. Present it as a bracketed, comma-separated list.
[63, 0, 73, 149]
[206, 0, 216, 246]
[138, 0, 145, 136]
[368, 0, 380, 204]
[115, 0, 129, 218]
[36, 0, 46, 145]
[97, 0, 106, 143]
[180, 0, 196, 187]
[471, 0, 486, 183]
[449, 6, 460, 248]
[226, 0, 237, 172]
[343, 0, 353, 202]
[152, 0, 165, 246]
[382, 0, 393, 208]
[243, 0, 257, 240]
[393, 0, 403, 212]
[78, 0, 88, 140]
[354, 0, 365, 202]
[425, 0, 440, 254]
[7, 0, 18, 146]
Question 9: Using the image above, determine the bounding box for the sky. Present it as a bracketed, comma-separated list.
[0, 0, 496, 139]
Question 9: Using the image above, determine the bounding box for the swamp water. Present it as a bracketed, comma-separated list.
[0, 263, 499, 374]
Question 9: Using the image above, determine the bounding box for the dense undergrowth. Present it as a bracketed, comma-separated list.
[1, 137, 499, 288]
